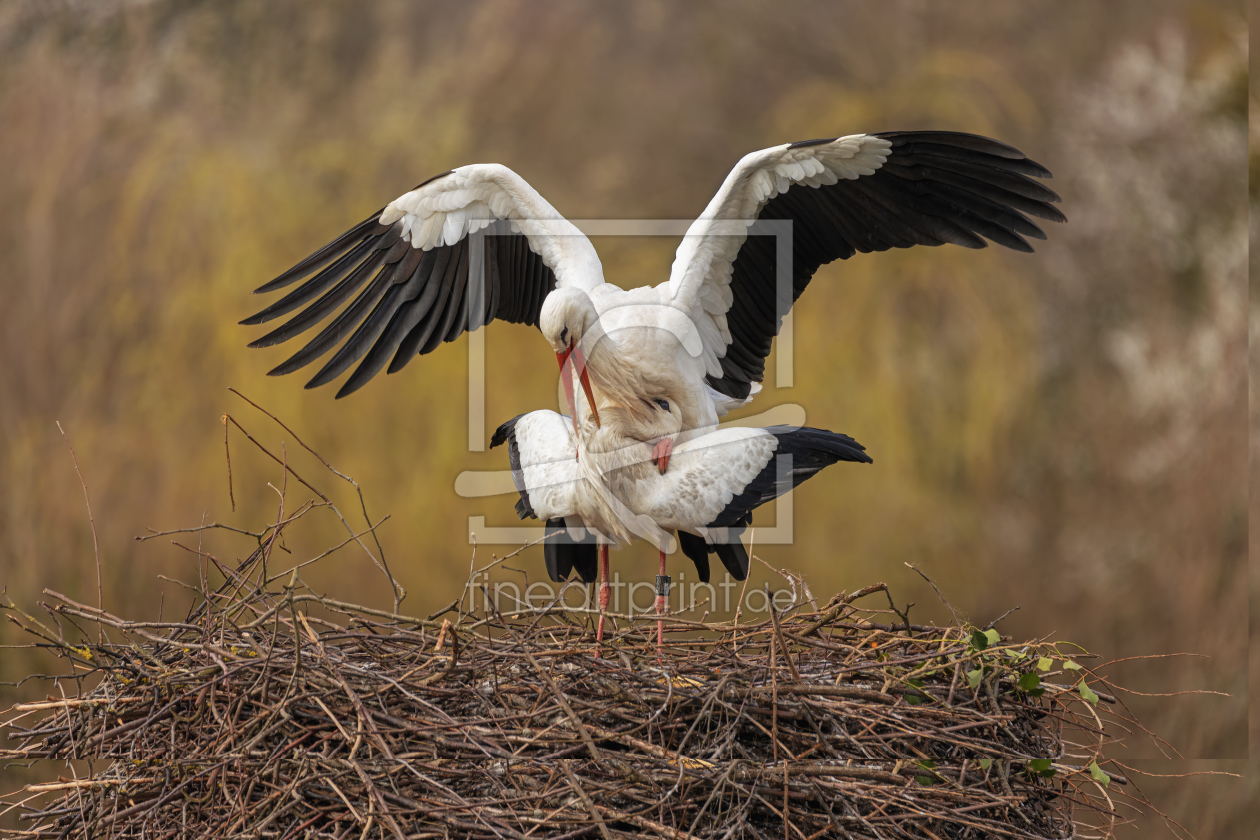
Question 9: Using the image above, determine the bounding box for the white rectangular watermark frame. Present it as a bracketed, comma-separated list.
[457, 217, 799, 546]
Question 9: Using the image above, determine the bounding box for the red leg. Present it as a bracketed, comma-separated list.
[656, 548, 668, 653]
[596, 545, 610, 644]
[651, 438, 674, 474]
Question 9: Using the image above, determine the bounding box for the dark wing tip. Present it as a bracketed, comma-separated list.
[266, 352, 314, 377]
[1018, 157, 1054, 180]
[251, 277, 290, 295]
[874, 130, 1066, 192]
[1037, 183, 1065, 204]
[874, 130, 1026, 160]
[240, 305, 293, 330]
[333, 376, 369, 399]
[1031, 202, 1068, 223]
[837, 432, 866, 451]
[835, 432, 874, 464]
[845, 445, 874, 464]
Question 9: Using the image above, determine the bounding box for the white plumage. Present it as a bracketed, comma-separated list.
[505, 412, 777, 548]
[245, 131, 1062, 420]
[379, 164, 604, 287]
[243, 130, 1063, 645]
[490, 404, 869, 649]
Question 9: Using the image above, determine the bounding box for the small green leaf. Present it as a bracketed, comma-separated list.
[1037, 656, 1053, 671]
[913, 760, 937, 785]
[1079, 680, 1100, 707]
[983, 628, 1001, 647]
[970, 629, 990, 651]
[967, 668, 983, 688]
[1088, 761, 1110, 787]
[905, 678, 925, 705]
[1019, 672, 1041, 692]
[1063, 660, 1082, 671]
[978, 758, 992, 771]
[1027, 758, 1055, 777]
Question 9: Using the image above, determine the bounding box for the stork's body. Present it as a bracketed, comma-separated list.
[557, 283, 744, 433]
[490, 408, 871, 646]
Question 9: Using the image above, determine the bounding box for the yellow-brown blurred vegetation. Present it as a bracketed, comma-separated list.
[0, 0, 1252, 835]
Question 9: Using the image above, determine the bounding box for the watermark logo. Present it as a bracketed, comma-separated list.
[467, 570, 802, 617]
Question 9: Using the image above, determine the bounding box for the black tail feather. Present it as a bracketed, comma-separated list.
[714, 537, 749, 581]
[543, 519, 597, 583]
[677, 531, 712, 583]
[676, 527, 748, 583]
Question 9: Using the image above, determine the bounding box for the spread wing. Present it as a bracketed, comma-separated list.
[242, 164, 604, 398]
[666, 131, 1066, 400]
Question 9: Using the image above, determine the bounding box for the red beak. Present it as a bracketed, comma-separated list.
[556, 341, 600, 433]
[556, 345, 579, 436]
[570, 343, 601, 429]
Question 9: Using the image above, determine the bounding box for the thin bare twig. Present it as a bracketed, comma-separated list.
[55, 421, 102, 642]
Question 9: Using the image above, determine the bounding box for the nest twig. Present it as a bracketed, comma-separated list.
[0, 394, 1149, 839]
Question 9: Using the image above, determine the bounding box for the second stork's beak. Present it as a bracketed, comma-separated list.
[556, 341, 601, 431]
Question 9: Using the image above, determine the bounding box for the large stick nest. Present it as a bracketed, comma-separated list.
[1, 396, 1145, 839]
[2, 574, 1135, 839]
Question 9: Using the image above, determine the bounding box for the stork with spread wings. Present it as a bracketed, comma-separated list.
[243, 131, 1062, 435]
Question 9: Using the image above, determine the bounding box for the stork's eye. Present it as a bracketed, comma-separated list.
[654, 399, 670, 411]
[560, 326, 569, 344]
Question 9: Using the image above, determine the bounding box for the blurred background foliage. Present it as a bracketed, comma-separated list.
[0, 0, 1251, 834]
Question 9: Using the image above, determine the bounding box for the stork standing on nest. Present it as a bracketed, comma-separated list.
[490, 402, 870, 649]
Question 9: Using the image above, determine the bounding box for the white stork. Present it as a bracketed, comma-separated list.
[242, 130, 1062, 631]
[243, 131, 1062, 433]
[488, 406, 871, 647]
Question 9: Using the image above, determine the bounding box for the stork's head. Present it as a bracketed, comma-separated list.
[540, 287, 602, 430]
[539, 287, 599, 355]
